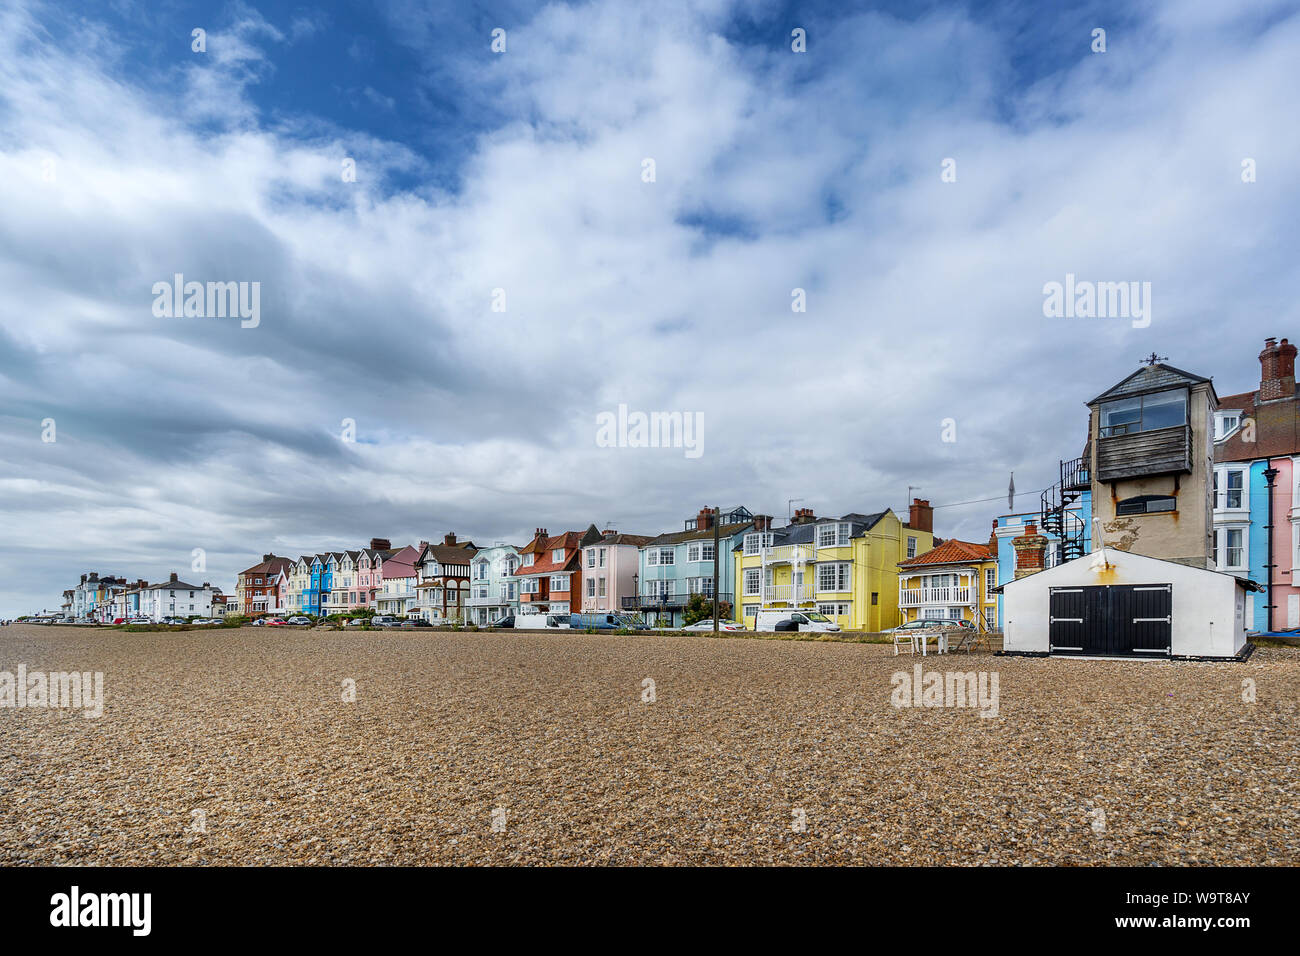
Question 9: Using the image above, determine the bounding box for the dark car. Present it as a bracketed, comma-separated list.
[399, 618, 433, 628]
[489, 614, 515, 628]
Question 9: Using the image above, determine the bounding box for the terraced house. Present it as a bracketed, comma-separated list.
[414, 534, 477, 623]
[376, 544, 420, 617]
[466, 542, 522, 625]
[897, 536, 1000, 630]
[236, 555, 292, 616]
[633, 506, 753, 626]
[732, 500, 934, 631]
[513, 528, 584, 620]
[577, 525, 653, 616]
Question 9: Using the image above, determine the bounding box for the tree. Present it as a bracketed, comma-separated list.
[682, 593, 710, 626]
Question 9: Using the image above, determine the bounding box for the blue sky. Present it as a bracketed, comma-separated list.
[1, 0, 1299, 615]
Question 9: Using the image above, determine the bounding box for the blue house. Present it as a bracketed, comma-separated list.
[632, 506, 754, 626]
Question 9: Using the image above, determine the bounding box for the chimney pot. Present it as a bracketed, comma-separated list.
[444, 532, 457, 546]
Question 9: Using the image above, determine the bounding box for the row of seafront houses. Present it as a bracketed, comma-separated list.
[58, 338, 1300, 652]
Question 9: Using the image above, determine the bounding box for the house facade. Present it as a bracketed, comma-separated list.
[578, 526, 652, 616]
[1087, 362, 1217, 568]
[897, 537, 1000, 630]
[732, 500, 935, 631]
[376, 545, 420, 617]
[237, 555, 292, 616]
[1213, 336, 1300, 631]
[512, 529, 584, 620]
[633, 507, 753, 626]
[466, 543, 522, 625]
[414, 534, 477, 622]
[137, 573, 218, 621]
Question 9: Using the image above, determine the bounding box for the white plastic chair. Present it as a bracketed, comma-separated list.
[893, 627, 917, 656]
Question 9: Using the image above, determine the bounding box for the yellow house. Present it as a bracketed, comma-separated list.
[732, 501, 935, 631]
[896, 537, 999, 631]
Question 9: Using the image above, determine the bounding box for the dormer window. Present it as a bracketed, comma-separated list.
[817, 522, 850, 548]
[1214, 412, 1242, 441]
[523, 553, 535, 567]
[552, 548, 565, 563]
[1099, 389, 1187, 437]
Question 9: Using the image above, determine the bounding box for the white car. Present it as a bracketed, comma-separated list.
[682, 619, 744, 632]
[753, 610, 840, 632]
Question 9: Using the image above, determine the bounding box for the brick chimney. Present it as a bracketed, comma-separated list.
[444, 532, 457, 546]
[262, 553, 274, 562]
[908, 498, 933, 534]
[697, 507, 714, 530]
[987, 520, 998, 557]
[535, 528, 548, 540]
[1011, 523, 1047, 579]
[792, 507, 816, 524]
[169, 572, 179, 582]
[369, 537, 391, 551]
[418, 541, 429, 553]
[603, 528, 617, 539]
[753, 514, 772, 531]
[1259, 337, 1298, 402]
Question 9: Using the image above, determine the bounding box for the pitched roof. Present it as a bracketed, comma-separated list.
[380, 545, 421, 578]
[579, 524, 653, 547]
[898, 539, 994, 568]
[1214, 386, 1300, 463]
[415, 542, 479, 566]
[645, 519, 755, 547]
[1089, 363, 1215, 405]
[239, 554, 292, 576]
[515, 531, 583, 575]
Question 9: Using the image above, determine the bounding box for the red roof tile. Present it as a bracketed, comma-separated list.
[898, 539, 993, 568]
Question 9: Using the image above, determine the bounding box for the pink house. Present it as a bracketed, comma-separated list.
[356, 537, 395, 608]
[578, 525, 652, 614]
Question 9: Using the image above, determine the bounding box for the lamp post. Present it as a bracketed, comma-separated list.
[712, 506, 721, 636]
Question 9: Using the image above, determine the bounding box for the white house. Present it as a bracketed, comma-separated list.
[138, 574, 218, 621]
[466, 543, 521, 625]
[1000, 547, 1254, 659]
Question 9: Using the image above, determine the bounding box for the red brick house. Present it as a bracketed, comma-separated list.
[513, 528, 585, 619]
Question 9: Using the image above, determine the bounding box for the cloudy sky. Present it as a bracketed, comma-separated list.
[1, 0, 1298, 615]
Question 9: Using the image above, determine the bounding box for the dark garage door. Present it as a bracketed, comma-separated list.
[1049, 584, 1171, 657]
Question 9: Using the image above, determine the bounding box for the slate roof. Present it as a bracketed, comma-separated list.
[645, 519, 755, 548]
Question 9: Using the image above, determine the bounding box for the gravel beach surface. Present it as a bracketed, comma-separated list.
[1, 625, 1296, 865]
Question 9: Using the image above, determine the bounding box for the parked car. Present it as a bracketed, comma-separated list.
[286, 616, 313, 626]
[399, 618, 433, 628]
[682, 619, 744, 632]
[489, 614, 515, 628]
[753, 610, 841, 632]
[565, 613, 646, 630]
[249, 618, 267, 626]
[163, 617, 189, 626]
[264, 618, 288, 627]
[369, 615, 400, 627]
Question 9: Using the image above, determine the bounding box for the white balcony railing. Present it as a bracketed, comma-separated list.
[761, 545, 815, 565]
[762, 583, 814, 603]
[899, 586, 972, 606]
